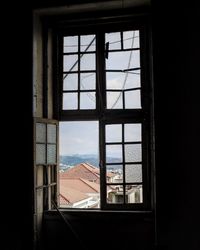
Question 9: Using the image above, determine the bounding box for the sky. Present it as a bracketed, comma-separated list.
[60, 30, 142, 157]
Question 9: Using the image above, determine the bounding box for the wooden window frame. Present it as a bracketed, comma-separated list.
[49, 13, 154, 211]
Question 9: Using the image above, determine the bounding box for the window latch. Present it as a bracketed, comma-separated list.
[105, 42, 109, 59]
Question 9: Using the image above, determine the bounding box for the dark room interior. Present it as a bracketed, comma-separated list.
[2, 1, 199, 250]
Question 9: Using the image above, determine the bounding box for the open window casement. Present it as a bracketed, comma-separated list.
[33, 118, 59, 244]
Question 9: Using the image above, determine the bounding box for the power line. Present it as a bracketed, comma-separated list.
[110, 31, 136, 109]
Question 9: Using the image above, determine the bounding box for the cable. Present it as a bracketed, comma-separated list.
[110, 31, 136, 109]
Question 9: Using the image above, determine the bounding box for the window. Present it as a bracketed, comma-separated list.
[54, 17, 154, 210]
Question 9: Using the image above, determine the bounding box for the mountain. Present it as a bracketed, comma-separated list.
[59, 154, 121, 168]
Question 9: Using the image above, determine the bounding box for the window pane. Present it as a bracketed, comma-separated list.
[106, 124, 122, 142]
[59, 121, 99, 209]
[107, 185, 124, 204]
[80, 54, 95, 71]
[36, 123, 46, 143]
[107, 91, 123, 109]
[63, 36, 78, 53]
[36, 166, 43, 186]
[36, 144, 46, 164]
[105, 32, 121, 50]
[106, 165, 123, 183]
[47, 124, 56, 144]
[47, 144, 57, 164]
[63, 73, 78, 90]
[125, 90, 141, 109]
[123, 30, 140, 49]
[106, 50, 140, 70]
[63, 93, 78, 110]
[125, 144, 142, 162]
[106, 145, 122, 163]
[106, 71, 141, 90]
[80, 92, 96, 109]
[80, 35, 96, 52]
[63, 55, 78, 72]
[80, 73, 96, 90]
[125, 164, 142, 183]
[125, 123, 142, 142]
[125, 185, 143, 203]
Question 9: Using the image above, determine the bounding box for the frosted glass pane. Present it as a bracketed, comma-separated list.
[80, 73, 96, 90]
[63, 93, 78, 110]
[106, 124, 122, 142]
[63, 36, 78, 53]
[125, 164, 142, 183]
[63, 55, 78, 72]
[63, 73, 78, 90]
[80, 92, 96, 109]
[107, 91, 123, 109]
[125, 185, 143, 203]
[36, 144, 46, 164]
[106, 50, 140, 70]
[107, 185, 124, 204]
[36, 123, 46, 143]
[106, 145, 122, 163]
[47, 144, 56, 164]
[47, 124, 56, 143]
[105, 32, 121, 50]
[125, 124, 142, 142]
[80, 54, 96, 70]
[123, 30, 140, 49]
[106, 71, 140, 90]
[125, 90, 141, 109]
[80, 35, 96, 52]
[125, 144, 142, 162]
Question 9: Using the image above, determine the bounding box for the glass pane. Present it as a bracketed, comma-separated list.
[125, 123, 142, 142]
[47, 144, 56, 164]
[125, 184, 143, 203]
[125, 144, 142, 162]
[105, 32, 121, 50]
[106, 71, 140, 90]
[125, 90, 141, 109]
[36, 189, 43, 213]
[63, 36, 78, 53]
[36, 166, 43, 186]
[80, 54, 96, 70]
[125, 164, 142, 183]
[80, 73, 96, 90]
[63, 73, 78, 90]
[106, 145, 122, 163]
[123, 30, 140, 49]
[51, 165, 56, 183]
[63, 55, 78, 72]
[106, 50, 140, 70]
[80, 35, 96, 52]
[107, 185, 124, 204]
[36, 123, 46, 143]
[80, 92, 96, 109]
[47, 124, 56, 143]
[36, 144, 46, 164]
[106, 165, 123, 183]
[106, 124, 122, 142]
[63, 93, 78, 110]
[107, 91, 123, 109]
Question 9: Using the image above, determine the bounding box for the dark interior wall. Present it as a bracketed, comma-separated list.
[2, 1, 199, 250]
[152, 2, 200, 250]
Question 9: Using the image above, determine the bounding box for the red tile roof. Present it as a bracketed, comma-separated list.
[60, 178, 100, 194]
[60, 163, 100, 183]
[59, 184, 89, 204]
